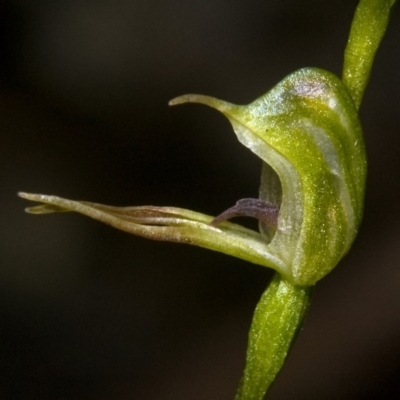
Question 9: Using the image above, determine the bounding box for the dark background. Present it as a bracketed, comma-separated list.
[1, 1, 400, 399]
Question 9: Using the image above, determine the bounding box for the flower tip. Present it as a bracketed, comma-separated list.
[168, 95, 192, 106]
[169, 94, 214, 106]
[18, 192, 47, 202]
[18, 192, 64, 214]
[24, 205, 45, 214]
[18, 191, 30, 199]
[18, 192, 39, 213]
[169, 94, 231, 112]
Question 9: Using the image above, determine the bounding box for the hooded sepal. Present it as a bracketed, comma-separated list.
[170, 68, 367, 285]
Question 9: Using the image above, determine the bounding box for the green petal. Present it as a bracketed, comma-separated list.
[18, 192, 287, 275]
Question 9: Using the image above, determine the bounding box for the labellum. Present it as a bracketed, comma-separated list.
[210, 198, 279, 230]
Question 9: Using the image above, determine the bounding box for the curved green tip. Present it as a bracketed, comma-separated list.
[169, 94, 235, 114]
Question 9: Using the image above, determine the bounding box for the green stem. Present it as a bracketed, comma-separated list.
[343, 0, 397, 109]
[235, 273, 312, 400]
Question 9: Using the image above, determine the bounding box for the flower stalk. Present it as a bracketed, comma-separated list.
[343, 0, 397, 109]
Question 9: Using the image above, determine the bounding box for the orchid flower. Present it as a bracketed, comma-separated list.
[19, 67, 366, 286]
[19, 1, 397, 399]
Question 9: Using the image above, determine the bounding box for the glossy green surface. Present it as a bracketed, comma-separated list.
[170, 68, 367, 285]
[19, 68, 368, 287]
[18, 69, 368, 287]
[235, 273, 311, 400]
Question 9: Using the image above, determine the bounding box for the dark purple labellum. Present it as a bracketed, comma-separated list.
[210, 198, 280, 228]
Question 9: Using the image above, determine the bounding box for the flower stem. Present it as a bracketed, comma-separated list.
[343, 0, 397, 109]
[235, 273, 312, 400]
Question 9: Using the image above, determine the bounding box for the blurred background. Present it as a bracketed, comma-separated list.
[1, 1, 400, 399]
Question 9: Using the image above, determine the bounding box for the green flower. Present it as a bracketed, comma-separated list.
[19, 2, 397, 398]
[19, 68, 366, 287]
